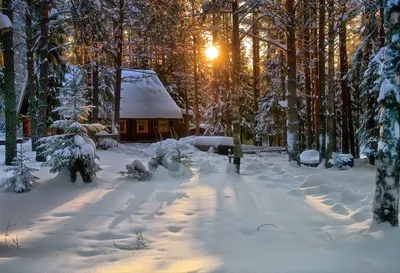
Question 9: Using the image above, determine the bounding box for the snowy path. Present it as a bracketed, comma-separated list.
[1, 145, 400, 273]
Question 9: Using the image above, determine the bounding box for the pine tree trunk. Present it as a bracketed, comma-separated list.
[92, 63, 99, 122]
[303, 0, 312, 149]
[326, 0, 336, 166]
[193, 36, 200, 136]
[286, 0, 299, 163]
[252, 13, 260, 146]
[231, 0, 242, 172]
[371, 0, 400, 227]
[318, 0, 326, 161]
[26, 0, 38, 152]
[114, 0, 124, 127]
[312, 1, 319, 151]
[36, 1, 49, 162]
[3, 0, 17, 165]
[339, 11, 352, 155]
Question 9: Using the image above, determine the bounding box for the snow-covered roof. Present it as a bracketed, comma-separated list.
[121, 70, 183, 119]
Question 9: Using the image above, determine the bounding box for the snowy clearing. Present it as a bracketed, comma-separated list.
[0, 141, 399, 273]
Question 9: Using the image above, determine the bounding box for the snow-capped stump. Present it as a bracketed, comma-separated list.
[119, 160, 152, 181]
[300, 150, 320, 167]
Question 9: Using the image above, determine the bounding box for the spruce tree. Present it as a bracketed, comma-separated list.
[2, 144, 39, 193]
[371, 0, 400, 227]
[38, 67, 104, 183]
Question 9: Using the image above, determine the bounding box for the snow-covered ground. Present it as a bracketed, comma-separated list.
[1, 140, 400, 273]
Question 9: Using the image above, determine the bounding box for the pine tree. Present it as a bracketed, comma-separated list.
[1, 144, 39, 193]
[371, 0, 400, 227]
[38, 67, 104, 183]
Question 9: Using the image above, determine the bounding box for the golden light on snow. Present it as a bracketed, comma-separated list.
[205, 46, 219, 61]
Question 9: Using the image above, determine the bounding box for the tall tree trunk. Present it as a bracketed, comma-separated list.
[115, 0, 124, 127]
[303, 0, 312, 149]
[193, 36, 200, 136]
[286, 0, 299, 163]
[252, 12, 260, 146]
[372, 0, 400, 227]
[36, 1, 49, 162]
[231, 0, 242, 172]
[312, 1, 319, 150]
[318, 0, 326, 160]
[326, 0, 336, 166]
[339, 8, 351, 155]
[26, 0, 37, 152]
[92, 63, 99, 122]
[3, 0, 16, 165]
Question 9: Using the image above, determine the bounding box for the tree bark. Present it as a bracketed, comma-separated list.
[339, 8, 352, 155]
[371, 0, 400, 227]
[193, 36, 200, 136]
[26, 0, 38, 152]
[318, 0, 326, 160]
[253, 12, 261, 146]
[114, 0, 124, 127]
[304, 0, 312, 149]
[92, 63, 99, 122]
[3, 0, 17, 165]
[231, 0, 242, 172]
[312, 1, 319, 150]
[36, 1, 49, 162]
[326, 0, 336, 166]
[286, 0, 299, 163]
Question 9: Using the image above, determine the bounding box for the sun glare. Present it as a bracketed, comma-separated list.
[205, 46, 219, 60]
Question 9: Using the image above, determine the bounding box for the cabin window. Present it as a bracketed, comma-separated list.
[179, 119, 184, 124]
[137, 120, 148, 133]
[158, 120, 169, 132]
[119, 120, 127, 134]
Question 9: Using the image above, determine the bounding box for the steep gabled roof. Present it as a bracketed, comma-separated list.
[120, 70, 183, 119]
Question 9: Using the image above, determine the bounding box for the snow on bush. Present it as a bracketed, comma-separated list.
[119, 160, 152, 181]
[98, 138, 118, 150]
[328, 153, 353, 170]
[1, 146, 39, 193]
[170, 144, 193, 168]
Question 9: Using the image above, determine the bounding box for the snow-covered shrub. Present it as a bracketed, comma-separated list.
[119, 160, 152, 181]
[329, 153, 352, 170]
[148, 144, 168, 172]
[1, 145, 39, 193]
[97, 137, 118, 150]
[38, 67, 104, 183]
[170, 144, 193, 167]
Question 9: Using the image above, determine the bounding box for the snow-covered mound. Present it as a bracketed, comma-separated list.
[141, 137, 198, 158]
[300, 150, 320, 165]
[193, 136, 233, 147]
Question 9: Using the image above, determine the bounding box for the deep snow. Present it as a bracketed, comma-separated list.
[0, 140, 399, 273]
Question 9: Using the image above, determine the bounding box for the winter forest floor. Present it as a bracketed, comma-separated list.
[1, 140, 400, 273]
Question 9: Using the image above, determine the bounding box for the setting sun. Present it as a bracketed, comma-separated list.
[205, 46, 219, 60]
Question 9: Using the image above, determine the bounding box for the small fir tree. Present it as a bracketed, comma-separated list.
[1, 144, 39, 193]
[38, 67, 104, 183]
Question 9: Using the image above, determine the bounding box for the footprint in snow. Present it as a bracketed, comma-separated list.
[167, 226, 182, 233]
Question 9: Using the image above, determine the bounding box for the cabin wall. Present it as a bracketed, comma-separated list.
[119, 119, 184, 142]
